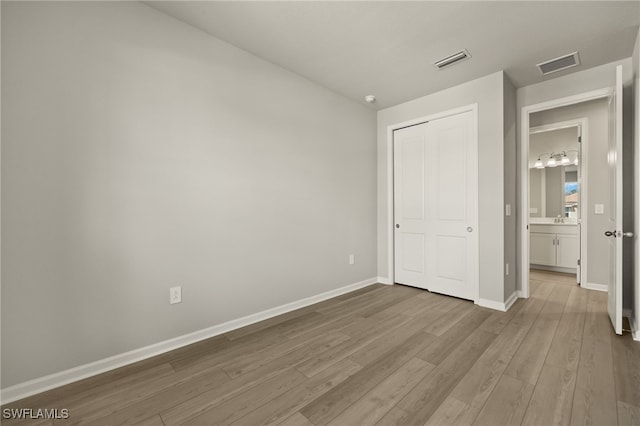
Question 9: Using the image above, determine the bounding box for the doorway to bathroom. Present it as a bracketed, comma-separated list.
[528, 120, 584, 285]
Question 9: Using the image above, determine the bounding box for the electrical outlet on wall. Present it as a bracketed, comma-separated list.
[170, 286, 182, 304]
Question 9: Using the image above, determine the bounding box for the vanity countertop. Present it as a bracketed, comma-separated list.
[530, 223, 578, 235]
[529, 218, 578, 225]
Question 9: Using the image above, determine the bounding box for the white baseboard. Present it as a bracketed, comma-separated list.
[504, 292, 518, 311]
[516, 290, 528, 299]
[377, 276, 393, 285]
[581, 282, 608, 292]
[1, 276, 378, 405]
[476, 292, 517, 312]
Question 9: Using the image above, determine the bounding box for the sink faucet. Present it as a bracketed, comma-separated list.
[554, 215, 564, 224]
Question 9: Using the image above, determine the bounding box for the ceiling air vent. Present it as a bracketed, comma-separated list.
[537, 52, 580, 75]
[434, 49, 471, 69]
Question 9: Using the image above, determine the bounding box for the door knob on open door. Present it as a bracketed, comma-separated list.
[604, 231, 616, 237]
[621, 231, 634, 238]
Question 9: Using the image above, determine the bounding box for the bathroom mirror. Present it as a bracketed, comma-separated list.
[529, 126, 580, 219]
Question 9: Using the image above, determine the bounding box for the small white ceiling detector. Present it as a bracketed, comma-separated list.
[364, 95, 376, 103]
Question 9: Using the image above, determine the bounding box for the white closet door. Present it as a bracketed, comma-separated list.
[393, 124, 428, 288]
[425, 112, 478, 300]
[393, 110, 478, 300]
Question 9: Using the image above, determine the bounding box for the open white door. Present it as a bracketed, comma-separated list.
[606, 65, 624, 335]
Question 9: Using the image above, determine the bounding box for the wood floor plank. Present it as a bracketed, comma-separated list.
[223, 307, 317, 341]
[424, 396, 480, 426]
[449, 312, 536, 409]
[335, 284, 384, 301]
[521, 364, 576, 426]
[570, 336, 618, 426]
[480, 298, 524, 334]
[582, 290, 611, 341]
[314, 285, 395, 317]
[545, 286, 587, 372]
[357, 285, 423, 318]
[538, 282, 572, 320]
[299, 331, 437, 426]
[1, 363, 175, 420]
[617, 401, 640, 426]
[530, 270, 578, 286]
[295, 314, 411, 377]
[369, 290, 447, 320]
[219, 330, 351, 378]
[472, 374, 534, 426]
[54, 365, 230, 424]
[377, 329, 497, 425]
[158, 328, 363, 426]
[611, 332, 640, 408]
[347, 315, 436, 368]
[276, 412, 315, 426]
[417, 308, 492, 365]
[326, 357, 434, 426]
[133, 415, 165, 426]
[231, 359, 362, 426]
[88, 367, 231, 426]
[421, 297, 475, 336]
[172, 368, 307, 426]
[503, 317, 559, 385]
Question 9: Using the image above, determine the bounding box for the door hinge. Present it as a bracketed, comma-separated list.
[577, 259, 581, 266]
[578, 136, 582, 143]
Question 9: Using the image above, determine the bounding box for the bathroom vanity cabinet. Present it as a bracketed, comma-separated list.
[530, 224, 578, 271]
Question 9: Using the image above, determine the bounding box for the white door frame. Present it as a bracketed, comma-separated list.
[386, 103, 479, 302]
[529, 118, 587, 285]
[520, 88, 613, 298]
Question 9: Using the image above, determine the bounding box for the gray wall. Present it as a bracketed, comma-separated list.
[503, 76, 517, 301]
[377, 71, 509, 305]
[530, 99, 611, 287]
[516, 58, 634, 295]
[1, 1, 377, 388]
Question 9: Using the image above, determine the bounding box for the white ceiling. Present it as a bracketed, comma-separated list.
[145, 1, 640, 110]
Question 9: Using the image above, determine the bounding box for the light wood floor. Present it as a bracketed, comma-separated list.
[3, 272, 639, 425]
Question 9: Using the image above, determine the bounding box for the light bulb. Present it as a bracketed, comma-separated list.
[534, 158, 544, 169]
[547, 157, 557, 167]
[561, 155, 570, 166]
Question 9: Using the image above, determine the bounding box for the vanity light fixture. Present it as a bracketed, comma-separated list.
[534, 151, 578, 169]
[534, 157, 545, 169]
